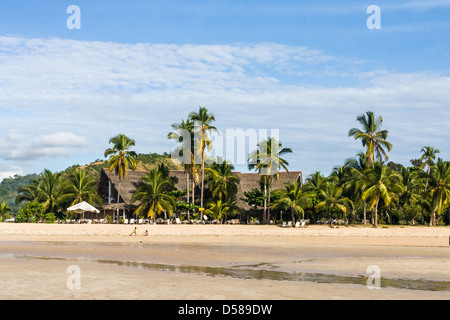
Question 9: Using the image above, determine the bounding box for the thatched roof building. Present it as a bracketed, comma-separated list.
[97, 168, 302, 217]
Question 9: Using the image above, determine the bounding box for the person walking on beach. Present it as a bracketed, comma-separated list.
[130, 227, 137, 236]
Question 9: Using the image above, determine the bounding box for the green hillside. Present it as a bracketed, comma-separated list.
[0, 152, 183, 214]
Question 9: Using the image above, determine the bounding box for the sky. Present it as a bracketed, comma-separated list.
[0, 0, 449, 180]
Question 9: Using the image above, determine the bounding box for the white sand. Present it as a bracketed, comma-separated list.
[0, 223, 449, 300]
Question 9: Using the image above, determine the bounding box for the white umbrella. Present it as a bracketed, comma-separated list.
[67, 201, 99, 220]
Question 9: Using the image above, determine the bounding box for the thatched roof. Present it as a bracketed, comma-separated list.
[233, 171, 302, 210]
[98, 168, 302, 211]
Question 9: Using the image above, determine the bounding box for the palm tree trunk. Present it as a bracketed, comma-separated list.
[186, 172, 190, 222]
[200, 152, 205, 222]
[329, 203, 334, 228]
[374, 198, 379, 227]
[363, 201, 367, 225]
[422, 167, 430, 225]
[429, 205, 436, 227]
[263, 178, 267, 224]
[291, 207, 295, 226]
[192, 179, 196, 222]
[267, 177, 271, 223]
[116, 180, 121, 223]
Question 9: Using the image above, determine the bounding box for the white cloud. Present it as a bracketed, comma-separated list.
[0, 131, 88, 161]
[0, 36, 448, 176]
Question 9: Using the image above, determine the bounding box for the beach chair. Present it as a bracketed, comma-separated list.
[138, 219, 143, 224]
[282, 221, 287, 228]
[176, 218, 181, 224]
[287, 221, 292, 227]
[295, 221, 300, 228]
[129, 218, 135, 224]
[301, 220, 306, 228]
[124, 219, 128, 224]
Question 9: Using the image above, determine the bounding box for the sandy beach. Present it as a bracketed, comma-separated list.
[0, 223, 449, 300]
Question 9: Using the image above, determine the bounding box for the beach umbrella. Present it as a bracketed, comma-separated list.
[67, 201, 100, 220]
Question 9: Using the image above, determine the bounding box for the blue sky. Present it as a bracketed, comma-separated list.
[0, 0, 449, 180]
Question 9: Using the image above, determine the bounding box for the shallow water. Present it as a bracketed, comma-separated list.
[4, 254, 449, 292]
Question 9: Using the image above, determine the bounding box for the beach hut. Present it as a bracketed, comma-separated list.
[67, 201, 100, 221]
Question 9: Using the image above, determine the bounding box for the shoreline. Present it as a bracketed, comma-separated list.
[0, 223, 449, 247]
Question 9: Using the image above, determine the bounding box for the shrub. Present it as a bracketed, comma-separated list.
[45, 212, 57, 223]
[16, 201, 45, 223]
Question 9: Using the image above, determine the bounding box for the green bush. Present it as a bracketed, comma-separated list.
[16, 201, 45, 223]
[45, 212, 57, 223]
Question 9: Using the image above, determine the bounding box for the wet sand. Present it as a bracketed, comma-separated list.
[0, 223, 449, 300]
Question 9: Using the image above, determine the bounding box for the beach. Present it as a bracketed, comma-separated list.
[0, 223, 449, 300]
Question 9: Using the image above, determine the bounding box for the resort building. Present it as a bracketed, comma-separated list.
[97, 168, 302, 221]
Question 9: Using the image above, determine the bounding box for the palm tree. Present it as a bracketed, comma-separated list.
[348, 111, 392, 166]
[16, 179, 41, 205]
[0, 202, 12, 221]
[361, 162, 401, 227]
[303, 171, 327, 221]
[272, 180, 312, 225]
[248, 137, 292, 224]
[317, 182, 352, 227]
[398, 168, 421, 210]
[16, 171, 62, 213]
[345, 152, 371, 224]
[59, 168, 102, 207]
[188, 106, 218, 221]
[37, 169, 62, 214]
[419, 146, 440, 224]
[428, 159, 450, 226]
[205, 199, 230, 223]
[205, 158, 240, 202]
[130, 168, 177, 220]
[168, 117, 198, 221]
[104, 134, 137, 221]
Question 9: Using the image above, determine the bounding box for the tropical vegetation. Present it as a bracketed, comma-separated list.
[2, 108, 450, 227]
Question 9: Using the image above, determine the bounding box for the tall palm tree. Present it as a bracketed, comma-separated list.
[419, 146, 441, 222]
[60, 168, 102, 207]
[104, 134, 137, 221]
[272, 180, 312, 225]
[188, 106, 218, 221]
[317, 182, 352, 228]
[428, 159, 450, 226]
[348, 111, 392, 167]
[361, 162, 401, 227]
[205, 159, 240, 202]
[130, 168, 176, 219]
[168, 117, 198, 221]
[420, 146, 440, 191]
[248, 137, 292, 224]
